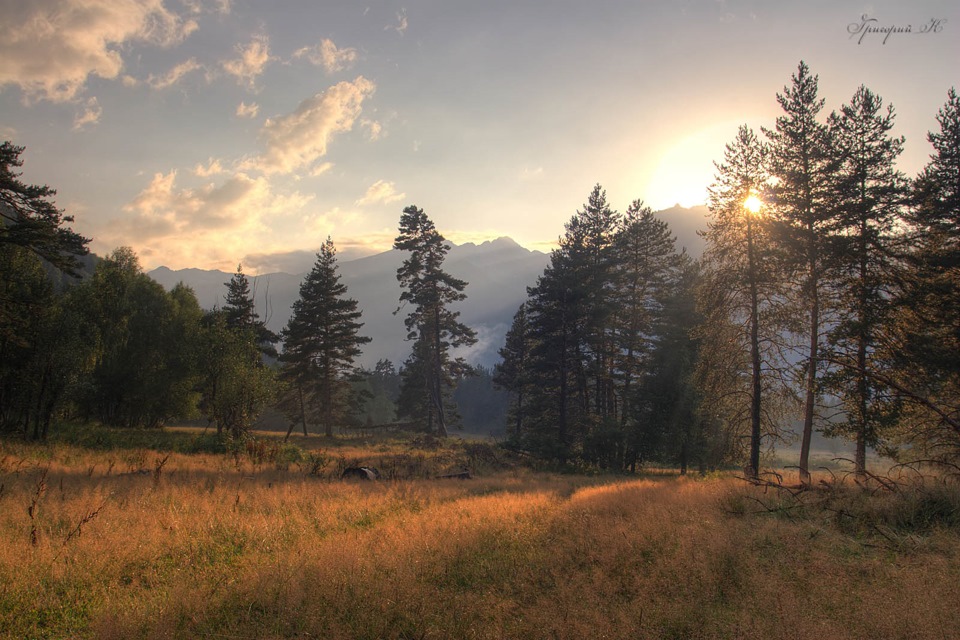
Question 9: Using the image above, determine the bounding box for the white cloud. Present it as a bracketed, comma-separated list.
[109, 169, 314, 270]
[355, 179, 405, 207]
[180, 0, 230, 14]
[0, 0, 197, 102]
[148, 57, 203, 89]
[361, 118, 383, 141]
[385, 9, 408, 35]
[193, 158, 224, 177]
[519, 166, 544, 181]
[72, 97, 102, 130]
[255, 76, 376, 175]
[236, 101, 259, 118]
[292, 38, 358, 74]
[222, 34, 272, 89]
[309, 162, 334, 177]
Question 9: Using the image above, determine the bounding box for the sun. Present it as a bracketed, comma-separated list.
[744, 193, 762, 214]
[641, 122, 746, 210]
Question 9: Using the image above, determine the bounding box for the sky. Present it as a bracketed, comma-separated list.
[1, 0, 957, 273]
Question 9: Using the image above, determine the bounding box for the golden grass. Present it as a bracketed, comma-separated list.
[1, 439, 958, 639]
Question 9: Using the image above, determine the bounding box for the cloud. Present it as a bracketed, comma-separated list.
[222, 35, 272, 89]
[361, 119, 383, 141]
[255, 76, 376, 175]
[181, 0, 231, 14]
[0, 0, 198, 102]
[72, 97, 102, 130]
[148, 58, 203, 89]
[106, 169, 315, 270]
[355, 179, 405, 207]
[240, 249, 318, 275]
[236, 101, 259, 118]
[385, 9, 408, 35]
[309, 162, 334, 177]
[193, 158, 224, 177]
[242, 241, 383, 274]
[519, 166, 544, 181]
[292, 38, 358, 74]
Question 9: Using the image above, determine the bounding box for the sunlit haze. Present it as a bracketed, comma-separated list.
[1, 0, 956, 272]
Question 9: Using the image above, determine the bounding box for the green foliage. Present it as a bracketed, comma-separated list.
[351, 362, 400, 427]
[48, 421, 229, 454]
[279, 238, 370, 437]
[223, 263, 278, 358]
[763, 61, 838, 482]
[80, 248, 204, 428]
[822, 86, 909, 473]
[197, 310, 277, 439]
[0, 141, 89, 275]
[506, 186, 697, 470]
[885, 88, 960, 462]
[452, 365, 509, 434]
[394, 206, 477, 436]
[0, 145, 94, 440]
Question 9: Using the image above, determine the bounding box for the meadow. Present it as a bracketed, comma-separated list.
[1, 428, 959, 640]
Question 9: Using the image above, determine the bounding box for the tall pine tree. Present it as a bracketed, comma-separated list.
[493, 303, 531, 441]
[612, 200, 681, 469]
[764, 61, 837, 484]
[697, 125, 791, 480]
[223, 264, 278, 359]
[886, 88, 960, 460]
[394, 206, 477, 437]
[280, 238, 370, 437]
[825, 86, 909, 476]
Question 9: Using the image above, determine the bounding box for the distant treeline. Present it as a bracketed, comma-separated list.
[2, 62, 959, 481]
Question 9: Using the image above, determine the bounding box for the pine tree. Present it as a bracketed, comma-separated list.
[612, 200, 680, 469]
[825, 86, 909, 476]
[872, 88, 960, 461]
[764, 61, 838, 484]
[493, 303, 531, 441]
[503, 188, 686, 469]
[224, 264, 257, 330]
[637, 254, 703, 473]
[903, 88, 960, 385]
[223, 264, 278, 358]
[522, 254, 581, 463]
[566, 185, 621, 431]
[280, 238, 370, 437]
[697, 125, 790, 480]
[0, 142, 89, 275]
[394, 206, 477, 436]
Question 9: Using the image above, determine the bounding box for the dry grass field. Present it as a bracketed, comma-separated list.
[1, 429, 959, 639]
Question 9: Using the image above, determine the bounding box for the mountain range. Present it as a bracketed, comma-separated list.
[148, 205, 709, 370]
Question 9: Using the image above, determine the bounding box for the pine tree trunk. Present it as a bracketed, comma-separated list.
[799, 265, 819, 485]
[299, 384, 308, 437]
[432, 307, 448, 438]
[855, 213, 869, 478]
[747, 214, 762, 481]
